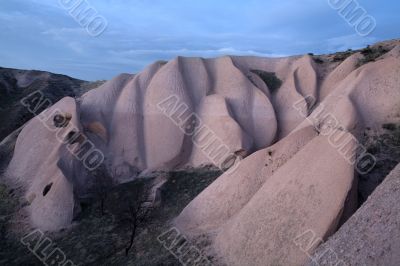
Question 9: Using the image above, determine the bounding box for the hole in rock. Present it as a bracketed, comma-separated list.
[66, 130, 80, 144]
[53, 113, 72, 128]
[42, 183, 53, 196]
[53, 114, 66, 127]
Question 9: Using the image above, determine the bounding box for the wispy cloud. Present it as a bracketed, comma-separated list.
[324, 34, 378, 52]
[0, 0, 399, 80]
[109, 48, 285, 57]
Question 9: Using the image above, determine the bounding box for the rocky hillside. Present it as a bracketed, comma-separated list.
[0, 67, 105, 142]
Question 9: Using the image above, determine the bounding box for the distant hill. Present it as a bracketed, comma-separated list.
[0, 67, 105, 141]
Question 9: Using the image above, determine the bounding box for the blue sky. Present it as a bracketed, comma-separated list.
[0, 0, 399, 81]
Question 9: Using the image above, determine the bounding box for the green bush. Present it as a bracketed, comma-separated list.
[332, 50, 355, 62]
[358, 45, 389, 66]
[250, 69, 282, 93]
[313, 57, 324, 64]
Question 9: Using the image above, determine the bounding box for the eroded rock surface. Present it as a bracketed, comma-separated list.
[307, 163, 400, 266]
[3, 39, 400, 249]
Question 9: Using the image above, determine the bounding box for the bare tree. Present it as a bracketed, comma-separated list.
[90, 162, 113, 216]
[123, 182, 153, 256]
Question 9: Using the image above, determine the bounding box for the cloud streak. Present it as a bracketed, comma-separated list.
[0, 0, 399, 80]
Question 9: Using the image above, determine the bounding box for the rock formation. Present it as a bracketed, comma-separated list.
[174, 40, 400, 265]
[306, 162, 400, 266]
[2, 40, 400, 266]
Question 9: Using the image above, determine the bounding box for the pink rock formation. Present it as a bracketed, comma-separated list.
[174, 41, 400, 265]
[7, 97, 79, 231]
[213, 132, 358, 266]
[4, 40, 400, 265]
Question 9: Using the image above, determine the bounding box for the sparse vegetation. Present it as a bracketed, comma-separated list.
[313, 57, 324, 64]
[0, 183, 18, 219]
[309, 53, 326, 64]
[382, 123, 397, 131]
[329, 44, 390, 66]
[250, 69, 282, 93]
[121, 182, 152, 256]
[0, 183, 19, 249]
[359, 124, 400, 204]
[357, 45, 390, 67]
[0, 167, 222, 265]
[0, 127, 21, 174]
[332, 50, 356, 62]
[91, 163, 114, 216]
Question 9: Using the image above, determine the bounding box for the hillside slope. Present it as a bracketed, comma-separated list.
[0, 67, 104, 142]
